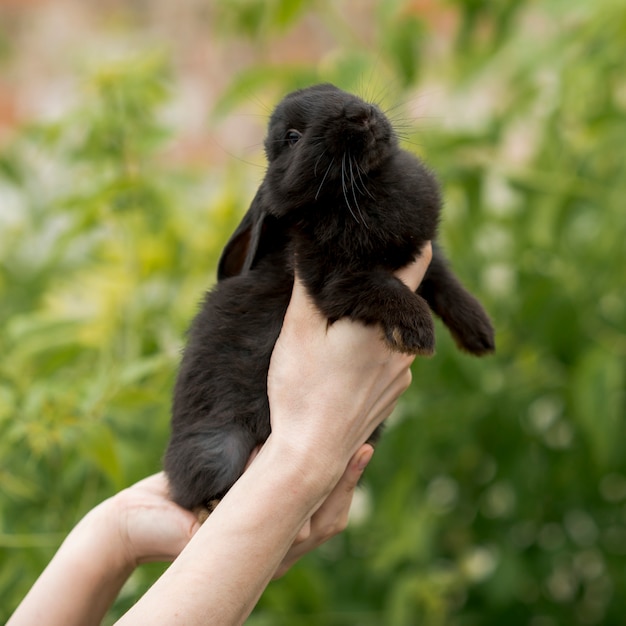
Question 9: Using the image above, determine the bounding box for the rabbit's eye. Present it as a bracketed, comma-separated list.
[286, 129, 302, 146]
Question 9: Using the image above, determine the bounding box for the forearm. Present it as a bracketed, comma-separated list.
[116, 438, 340, 626]
[8, 503, 134, 626]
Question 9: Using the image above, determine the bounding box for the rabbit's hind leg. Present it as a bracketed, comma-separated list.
[164, 424, 256, 511]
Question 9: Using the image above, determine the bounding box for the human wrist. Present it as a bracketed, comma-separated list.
[79, 497, 137, 575]
[259, 432, 346, 506]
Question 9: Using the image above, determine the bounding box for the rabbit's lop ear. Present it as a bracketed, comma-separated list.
[217, 188, 278, 280]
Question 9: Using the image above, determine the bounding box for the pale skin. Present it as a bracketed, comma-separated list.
[8, 242, 432, 626]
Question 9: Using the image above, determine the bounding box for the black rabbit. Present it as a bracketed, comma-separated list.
[164, 83, 495, 510]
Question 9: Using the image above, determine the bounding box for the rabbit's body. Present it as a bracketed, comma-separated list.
[164, 84, 495, 510]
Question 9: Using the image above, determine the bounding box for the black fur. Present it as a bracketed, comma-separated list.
[164, 84, 495, 510]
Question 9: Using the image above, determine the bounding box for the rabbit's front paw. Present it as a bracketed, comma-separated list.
[453, 313, 495, 355]
[441, 296, 495, 356]
[383, 315, 435, 355]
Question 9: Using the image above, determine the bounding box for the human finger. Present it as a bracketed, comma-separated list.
[272, 444, 374, 578]
[395, 241, 432, 291]
[361, 364, 413, 434]
[307, 444, 374, 537]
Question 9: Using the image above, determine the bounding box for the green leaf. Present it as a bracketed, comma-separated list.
[571, 347, 625, 468]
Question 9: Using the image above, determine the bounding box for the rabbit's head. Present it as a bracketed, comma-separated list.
[218, 84, 400, 280]
[263, 83, 397, 214]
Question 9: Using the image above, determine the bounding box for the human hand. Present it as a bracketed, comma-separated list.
[105, 472, 201, 568]
[267, 242, 433, 477]
[272, 443, 374, 578]
[104, 439, 371, 573]
[100, 244, 432, 573]
[240, 440, 374, 579]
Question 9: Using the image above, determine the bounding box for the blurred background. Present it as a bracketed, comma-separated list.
[0, 0, 624, 624]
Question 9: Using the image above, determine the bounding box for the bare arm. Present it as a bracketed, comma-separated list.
[7, 453, 372, 626]
[117, 245, 432, 625]
[8, 243, 432, 626]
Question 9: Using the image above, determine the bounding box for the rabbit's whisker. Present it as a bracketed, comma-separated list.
[350, 158, 369, 197]
[354, 161, 375, 201]
[314, 149, 328, 177]
[315, 158, 334, 200]
[348, 153, 368, 229]
[341, 153, 362, 226]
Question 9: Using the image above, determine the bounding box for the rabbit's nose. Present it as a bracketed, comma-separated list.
[344, 102, 376, 128]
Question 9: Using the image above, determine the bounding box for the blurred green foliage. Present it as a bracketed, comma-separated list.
[1, 0, 625, 624]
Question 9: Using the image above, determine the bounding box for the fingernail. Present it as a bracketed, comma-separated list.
[357, 447, 374, 471]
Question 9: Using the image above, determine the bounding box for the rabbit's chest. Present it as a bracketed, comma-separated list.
[294, 223, 419, 281]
